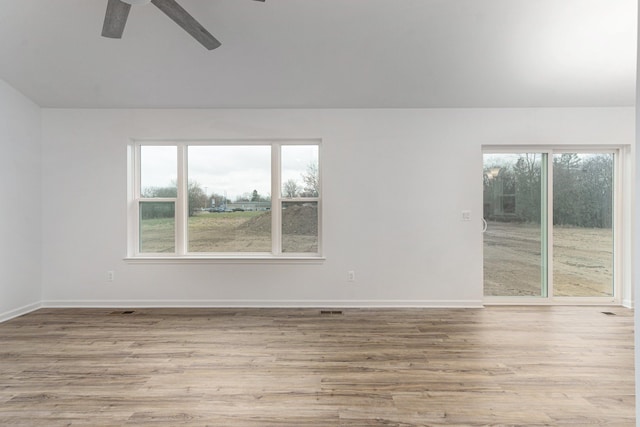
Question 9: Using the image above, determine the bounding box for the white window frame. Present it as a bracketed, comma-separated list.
[482, 145, 630, 306]
[126, 140, 323, 262]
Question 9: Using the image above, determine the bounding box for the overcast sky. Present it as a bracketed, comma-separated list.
[140, 145, 317, 200]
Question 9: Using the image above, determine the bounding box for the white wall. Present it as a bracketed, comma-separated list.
[40, 108, 634, 307]
[0, 79, 42, 321]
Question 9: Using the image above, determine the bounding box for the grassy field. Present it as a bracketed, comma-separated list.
[190, 211, 271, 252]
[139, 217, 176, 253]
[484, 221, 613, 297]
[140, 208, 318, 254]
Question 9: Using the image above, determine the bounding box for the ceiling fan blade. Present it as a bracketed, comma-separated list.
[102, 0, 132, 38]
[150, 0, 221, 50]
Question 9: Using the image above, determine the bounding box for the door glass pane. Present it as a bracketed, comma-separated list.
[552, 153, 614, 297]
[139, 202, 175, 253]
[187, 145, 271, 252]
[483, 153, 545, 297]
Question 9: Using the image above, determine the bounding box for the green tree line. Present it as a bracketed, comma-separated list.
[141, 181, 211, 218]
[483, 154, 612, 228]
[140, 182, 273, 218]
[141, 161, 319, 220]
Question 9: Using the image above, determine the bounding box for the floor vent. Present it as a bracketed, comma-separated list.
[601, 311, 616, 316]
[110, 310, 136, 315]
[320, 310, 343, 315]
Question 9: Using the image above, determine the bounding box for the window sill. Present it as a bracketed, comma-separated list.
[124, 256, 326, 264]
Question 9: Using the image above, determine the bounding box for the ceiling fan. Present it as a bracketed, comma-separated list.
[101, 0, 264, 50]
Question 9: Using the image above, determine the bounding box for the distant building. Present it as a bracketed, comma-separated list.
[226, 201, 271, 211]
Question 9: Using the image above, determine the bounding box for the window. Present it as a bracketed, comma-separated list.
[128, 141, 321, 259]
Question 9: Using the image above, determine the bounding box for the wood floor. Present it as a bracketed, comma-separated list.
[0, 306, 635, 426]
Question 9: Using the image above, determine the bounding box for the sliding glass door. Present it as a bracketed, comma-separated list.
[483, 150, 615, 302]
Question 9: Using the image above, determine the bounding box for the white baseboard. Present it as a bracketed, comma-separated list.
[622, 298, 634, 309]
[42, 299, 484, 309]
[0, 301, 42, 323]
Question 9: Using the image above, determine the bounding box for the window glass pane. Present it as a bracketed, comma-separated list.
[140, 146, 177, 197]
[282, 145, 319, 198]
[187, 146, 271, 252]
[483, 153, 545, 297]
[139, 202, 175, 253]
[282, 201, 318, 253]
[553, 153, 614, 297]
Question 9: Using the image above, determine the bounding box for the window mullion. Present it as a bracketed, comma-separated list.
[176, 144, 187, 255]
[272, 143, 282, 255]
[131, 144, 141, 256]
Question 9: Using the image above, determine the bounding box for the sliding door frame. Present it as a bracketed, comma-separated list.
[483, 145, 628, 306]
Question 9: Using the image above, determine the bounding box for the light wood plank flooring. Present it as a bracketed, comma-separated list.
[0, 306, 635, 426]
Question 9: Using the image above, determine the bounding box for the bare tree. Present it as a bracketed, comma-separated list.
[188, 181, 207, 216]
[301, 162, 319, 197]
[283, 179, 300, 198]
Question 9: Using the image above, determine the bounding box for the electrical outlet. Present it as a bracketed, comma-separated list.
[347, 271, 356, 282]
[107, 271, 114, 282]
[461, 210, 471, 221]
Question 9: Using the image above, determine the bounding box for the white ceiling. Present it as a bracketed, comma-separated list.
[0, 0, 636, 108]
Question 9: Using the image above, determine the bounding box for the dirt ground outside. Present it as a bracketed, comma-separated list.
[484, 221, 613, 297]
[140, 205, 318, 254]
